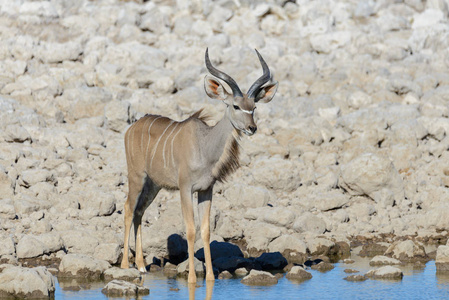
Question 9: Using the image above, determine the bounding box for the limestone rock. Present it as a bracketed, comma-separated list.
[252, 157, 301, 191]
[384, 240, 428, 262]
[102, 280, 149, 297]
[0, 199, 15, 219]
[0, 236, 15, 257]
[176, 257, 205, 278]
[268, 235, 308, 263]
[366, 266, 403, 280]
[60, 230, 100, 255]
[241, 270, 278, 286]
[0, 266, 55, 299]
[16, 235, 47, 259]
[286, 266, 312, 281]
[94, 243, 121, 265]
[339, 153, 405, 207]
[344, 274, 367, 281]
[59, 254, 110, 278]
[103, 267, 142, 281]
[436, 245, 449, 272]
[218, 270, 232, 279]
[223, 184, 272, 208]
[370, 255, 402, 266]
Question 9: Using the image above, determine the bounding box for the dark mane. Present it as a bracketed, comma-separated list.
[213, 131, 241, 183]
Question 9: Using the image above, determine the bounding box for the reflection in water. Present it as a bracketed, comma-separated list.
[55, 260, 449, 299]
[188, 281, 214, 300]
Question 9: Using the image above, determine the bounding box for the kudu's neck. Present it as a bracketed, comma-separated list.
[203, 109, 240, 181]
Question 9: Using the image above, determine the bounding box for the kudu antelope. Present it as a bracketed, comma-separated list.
[121, 48, 278, 283]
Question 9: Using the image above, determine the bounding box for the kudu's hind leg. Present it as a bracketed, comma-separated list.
[133, 177, 160, 272]
[198, 187, 214, 281]
[121, 173, 143, 269]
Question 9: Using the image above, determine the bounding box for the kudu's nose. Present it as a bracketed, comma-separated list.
[249, 125, 257, 134]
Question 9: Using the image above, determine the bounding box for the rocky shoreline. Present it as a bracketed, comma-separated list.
[2, 0, 449, 297]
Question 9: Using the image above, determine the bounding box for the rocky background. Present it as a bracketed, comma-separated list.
[1, 0, 449, 295]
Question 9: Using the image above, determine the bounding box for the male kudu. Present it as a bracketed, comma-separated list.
[121, 48, 278, 283]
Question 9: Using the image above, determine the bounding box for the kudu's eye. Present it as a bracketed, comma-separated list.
[233, 105, 240, 110]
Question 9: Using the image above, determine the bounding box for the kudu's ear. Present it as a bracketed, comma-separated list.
[255, 82, 278, 103]
[204, 75, 231, 102]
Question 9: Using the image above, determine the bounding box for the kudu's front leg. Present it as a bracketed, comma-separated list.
[180, 184, 197, 283]
[198, 187, 214, 281]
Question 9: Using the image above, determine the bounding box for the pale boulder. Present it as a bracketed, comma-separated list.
[0, 199, 15, 219]
[0, 266, 55, 298]
[59, 254, 110, 278]
[241, 270, 278, 286]
[366, 266, 403, 280]
[104, 100, 133, 133]
[339, 153, 405, 207]
[224, 184, 272, 208]
[0, 236, 15, 257]
[16, 235, 47, 259]
[94, 243, 121, 265]
[384, 240, 428, 262]
[102, 280, 149, 297]
[252, 157, 301, 191]
[436, 245, 449, 272]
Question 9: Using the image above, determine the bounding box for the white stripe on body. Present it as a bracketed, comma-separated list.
[170, 124, 184, 168]
[150, 121, 174, 169]
[140, 117, 151, 153]
[144, 117, 162, 164]
[128, 124, 136, 165]
[162, 123, 180, 168]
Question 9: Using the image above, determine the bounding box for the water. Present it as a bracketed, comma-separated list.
[55, 258, 449, 300]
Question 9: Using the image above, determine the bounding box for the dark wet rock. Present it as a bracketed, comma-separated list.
[0, 265, 55, 299]
[103, 267, 142, 281]
[212, 256, 257, 273]
[255, 252, 288, 271]
[241, 270, 278, 286]
[366, 266, 403, 280]
[167, 234, 187, 265]
[344, 274, 367, 281]
[304, 258, 324, 267]
[102, 280, 149, 297]
[196, 241, 244, 262]
[359, 243, 389, 257]
[286, 266, 312, 281]
[218, 270, 232, 279]
[311, 261, 334, 272]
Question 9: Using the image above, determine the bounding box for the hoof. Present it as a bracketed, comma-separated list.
[138, 266, 147, 273]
